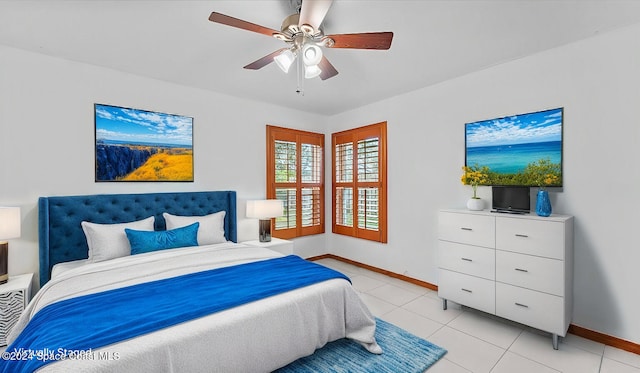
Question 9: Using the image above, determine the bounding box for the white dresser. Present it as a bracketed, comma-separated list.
[438, 209, 574, 349]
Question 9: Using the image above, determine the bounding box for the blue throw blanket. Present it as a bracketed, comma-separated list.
[0, 255, 349, 373]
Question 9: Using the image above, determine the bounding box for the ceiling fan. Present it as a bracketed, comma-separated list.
[208, 0, 393, 92]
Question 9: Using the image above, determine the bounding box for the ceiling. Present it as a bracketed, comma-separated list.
[1, 1, 640, 115]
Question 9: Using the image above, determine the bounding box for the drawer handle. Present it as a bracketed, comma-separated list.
[461, 257, 473, 262]
[460, 227, 473, 231]
[515, 234, 529, 238]
[515, 268, 529, 273]
[461, 288, 472, 293]
[515, 302, 529, 308]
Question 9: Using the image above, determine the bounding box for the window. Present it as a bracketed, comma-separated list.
[267, 125, 324, 239]
[332, 122, 387, 243]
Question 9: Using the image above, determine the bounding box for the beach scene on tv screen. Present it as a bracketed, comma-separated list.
[95, 104, 193, 182]
[465, 107, 562, 186]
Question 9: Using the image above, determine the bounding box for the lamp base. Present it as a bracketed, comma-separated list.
[258, 219, 272, 242]
[0, 242, 8, 285]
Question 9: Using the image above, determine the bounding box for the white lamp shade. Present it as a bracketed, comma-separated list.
[246, 200, 284, 219]
[0, 207, 21, 240]
[302, 44, 323, 66]
[305, 64, 322, 79]
[274, 49, 296, 73]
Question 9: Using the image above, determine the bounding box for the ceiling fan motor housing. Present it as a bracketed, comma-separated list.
[281, 14, 301, 35]
[275, 13, 329, 47]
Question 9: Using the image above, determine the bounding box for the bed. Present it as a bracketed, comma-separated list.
[2, 191, 380, 372]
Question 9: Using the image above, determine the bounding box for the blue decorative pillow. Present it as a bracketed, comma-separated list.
[125, 222, 199, 255]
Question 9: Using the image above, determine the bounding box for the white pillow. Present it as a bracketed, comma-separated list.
[81, 216, 155, 262]
[163, 211, 227, 245]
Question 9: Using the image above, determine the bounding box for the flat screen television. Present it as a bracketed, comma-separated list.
[465, 107, 563, 187]
[492, 186, 530, 213]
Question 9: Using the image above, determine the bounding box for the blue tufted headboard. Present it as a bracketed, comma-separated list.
[38, 191, 237, 287]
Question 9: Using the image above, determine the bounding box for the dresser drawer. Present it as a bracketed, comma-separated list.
[496, 282, 566, 336]
[496, 217, 564, 259]
[439, 212, 495, 248]
[438, 269, 495, 314]
[496, 251, 564, 296]
[439, 241, 495, 280]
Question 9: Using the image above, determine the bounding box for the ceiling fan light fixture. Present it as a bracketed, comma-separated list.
[304, 64, 322, 79]
[302, 44, 322, 66]
[274, 49, 296, 73]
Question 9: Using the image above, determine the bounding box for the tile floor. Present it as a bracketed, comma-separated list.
[316, 258, 640, 373]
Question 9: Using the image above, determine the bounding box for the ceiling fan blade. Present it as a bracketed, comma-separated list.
[318, 56, 338, 80]
[299, 0, 334, 32]
[326, 32, 393, 50]
[209, 12, 280, 37]
[243, 48, 288, 70]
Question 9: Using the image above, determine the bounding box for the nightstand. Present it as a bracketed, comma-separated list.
[0, 273, 33, 346]
[242, 238, 294, 255]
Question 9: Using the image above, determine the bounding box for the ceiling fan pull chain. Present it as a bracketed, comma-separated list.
[296, 53, 305, 95]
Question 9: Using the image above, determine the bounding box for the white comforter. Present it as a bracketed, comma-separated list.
[9, 243, 381, 372]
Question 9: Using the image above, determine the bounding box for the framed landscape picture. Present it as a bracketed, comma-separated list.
[465, 107, 563, 186]
[94, 103, 194, 182]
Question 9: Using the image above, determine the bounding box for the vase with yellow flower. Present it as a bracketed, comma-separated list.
[461, 165, 489, 211]
[525, 159, 560, 217]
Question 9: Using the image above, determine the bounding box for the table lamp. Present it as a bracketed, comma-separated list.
[246, 200, 284, 242]
[0, 207, 21, 284]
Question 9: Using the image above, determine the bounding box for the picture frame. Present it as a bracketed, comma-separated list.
[94, 103, 194, 182]
[465, 107, 563, 186]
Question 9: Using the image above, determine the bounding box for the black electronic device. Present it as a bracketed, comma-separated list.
[492, 186, 530, 214]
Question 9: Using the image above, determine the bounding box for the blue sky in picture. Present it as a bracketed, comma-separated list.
[95, 104, 193, 147]
[465, 108, 562, 148]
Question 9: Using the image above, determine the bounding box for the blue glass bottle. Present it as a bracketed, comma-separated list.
[536, 190, 552, 217]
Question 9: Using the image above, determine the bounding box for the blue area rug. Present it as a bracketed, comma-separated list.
[274, 318, 447, 372]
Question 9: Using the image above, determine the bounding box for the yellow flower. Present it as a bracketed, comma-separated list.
[524, 158, 561, 190]
[462, 165, 489, 198]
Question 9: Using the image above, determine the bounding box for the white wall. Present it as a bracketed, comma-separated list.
[327, 24, 640, 344]
[0, 45, 327, 283]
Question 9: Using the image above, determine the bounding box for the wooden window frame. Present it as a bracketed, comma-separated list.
[332, 122, 387, 243]
[266, 125, 324, 239]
